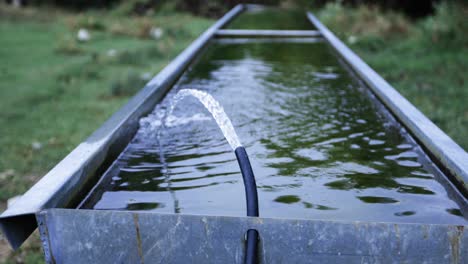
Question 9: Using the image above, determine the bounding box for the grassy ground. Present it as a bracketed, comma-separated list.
[0, 3, 212, 263]
[316, 2, 468, 151]
[1, 1, 467, 263]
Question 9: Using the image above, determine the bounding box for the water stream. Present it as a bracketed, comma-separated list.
[160, 89, 242, 150]
[155, 89, 244, 213]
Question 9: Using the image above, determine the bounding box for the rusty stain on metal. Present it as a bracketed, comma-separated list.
[133, 213, 144, 264]
[393, 223, 402, 260]
[37, 214, 56, 264]
[449, 226, 464, 264]
[422, 225, 429, 240]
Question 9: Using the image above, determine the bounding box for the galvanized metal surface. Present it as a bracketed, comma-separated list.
[215, 29, 321, 38]
[307, 12, 468, 195]
[0, 4, 245, 250]
[38, 209, 467, 264]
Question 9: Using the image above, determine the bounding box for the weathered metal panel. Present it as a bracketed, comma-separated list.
[306, 12, 468, 194]
[0, 4, 245, 250]
[38, 210, 141, 264]
[38, 209, 467, 264]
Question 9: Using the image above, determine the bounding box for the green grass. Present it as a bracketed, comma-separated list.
[316, 1, 468, 151]
[0, 3, 212, 262]
[0, 5, 212, 199]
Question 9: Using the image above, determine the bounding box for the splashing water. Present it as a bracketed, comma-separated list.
[154, 89, 241, 213]
[160, 89, 242, 150]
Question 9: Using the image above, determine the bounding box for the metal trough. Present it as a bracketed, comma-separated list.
[1, 4, 467, 263]
[37, 209, 467, 263]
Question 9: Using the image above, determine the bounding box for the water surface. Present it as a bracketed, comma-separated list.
[81, 39, 466, 224]
[226, 7, 316, 30]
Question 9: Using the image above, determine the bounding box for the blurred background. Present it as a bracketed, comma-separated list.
[0, 0, 466, 263]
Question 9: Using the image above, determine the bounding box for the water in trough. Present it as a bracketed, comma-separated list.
[80, 39, 466, 224]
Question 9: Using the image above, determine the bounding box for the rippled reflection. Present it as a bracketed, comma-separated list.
[81, 40, 466, 224]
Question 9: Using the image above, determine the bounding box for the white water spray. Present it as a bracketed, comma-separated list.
[160, 89, 242, 150]
[154, 89, 243, 213]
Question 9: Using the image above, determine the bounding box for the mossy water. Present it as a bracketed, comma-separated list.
[81, 39, 466, 224]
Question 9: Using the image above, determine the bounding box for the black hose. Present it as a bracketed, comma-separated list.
[234, 146, 259, 263]
[234, 146, 259, 217]
[244, 229, 259, 264]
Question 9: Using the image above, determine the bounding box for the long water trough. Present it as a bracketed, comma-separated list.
[1, 4, 467, 263]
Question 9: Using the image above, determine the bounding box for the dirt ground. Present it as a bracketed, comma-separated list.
[0, 238, 9, 263]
